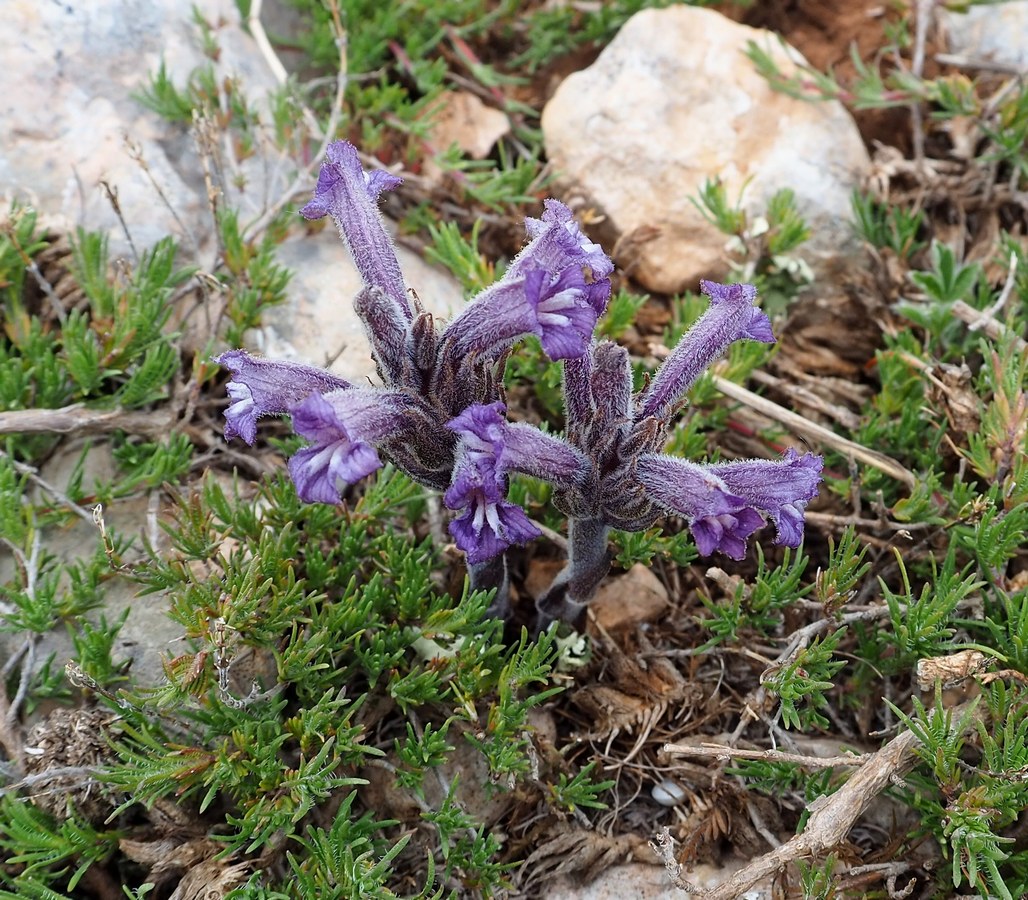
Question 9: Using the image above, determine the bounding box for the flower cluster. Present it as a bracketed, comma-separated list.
[217, 140, 822, 622]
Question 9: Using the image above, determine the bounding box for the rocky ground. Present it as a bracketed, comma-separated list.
[2, 1, 1028, 898]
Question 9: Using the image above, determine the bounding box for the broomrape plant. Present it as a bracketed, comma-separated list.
[217, 140, 822, 624]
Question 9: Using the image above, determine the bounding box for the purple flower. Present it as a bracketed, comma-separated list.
[286, 389, 413, 504]
[444, 456, 540, 564]
[636, 455, 766, 559]
[440, 265, 599, 363]
[446, 402, 588, 489]
[299, 141, 413, 321]
[636, 281, 775, 422]
[708, 449, 823, 547]
[513, 200, 614, 314]
[217, 350, 352, 445]
[441, 401, 598, 563]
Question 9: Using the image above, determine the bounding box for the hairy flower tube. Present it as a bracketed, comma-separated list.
[217, 140, 822, 624]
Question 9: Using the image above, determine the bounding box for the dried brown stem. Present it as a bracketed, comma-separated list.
[951, 300, 1027, 352]
[662, 742, 874, 769]
[0, 764, 105, 799]
[0, 403, 173, 438]
[934, 52, 1027, 75]
[0, 450, 97, 523]
[241, 0, 349, 240]
[660, 701, 980, 899]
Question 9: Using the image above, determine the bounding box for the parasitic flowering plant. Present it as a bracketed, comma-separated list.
[217, 140, 822, 624]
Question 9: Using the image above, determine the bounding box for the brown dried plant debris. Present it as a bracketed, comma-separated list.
[515, 822, 645, 894]
[774, 267, 890, 381]
[22, 705, 123, 825]
[570, 631, 698, 754]
[120, 834, 223, 883]
[167, 857, 251, 900]
[868, 134, 1028, 285]
[27, 232, 84, 316]
[674, 781, 780, 869]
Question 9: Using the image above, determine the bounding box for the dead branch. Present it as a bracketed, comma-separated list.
[0, 450, 97, 523]
[952, 299, 1028, 353]
[0, 764, 105, 800]
[0, 403, 173, 438]
[662, 742, 874, 769]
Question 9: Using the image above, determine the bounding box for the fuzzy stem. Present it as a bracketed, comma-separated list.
[535, 517, 610, 628]
[469, 554, 510, 619]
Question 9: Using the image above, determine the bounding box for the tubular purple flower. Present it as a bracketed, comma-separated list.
[590, 341, 633, 427]
[440, 265, 598, 362]
[446, 402, 588, 489]
[636, 455, 766, 559]
[216, 350, 352, 445]
[512, 200, 614, 314]
[299, 141, 414, 320]
[636, 281, 775, 422]
[562, 353, 593, 435]
[286, 388, 413, 504]
[708, 449, 823, 547]
[444, 455, 540, 564]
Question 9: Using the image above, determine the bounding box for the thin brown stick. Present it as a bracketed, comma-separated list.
[0, 765, 105, 800]
[662, 742, 874, 769]
[908, 0, 931, 170]
[0, 404, 173, 438]
[951, 300, 1028, 352]
[748, 369, 862, 430]
[710, 376, 918, 488]
[0, 450, 97, 523]
[248, 0, 288, 84]
[0, 217, 66, 323]
[241, 0, 349, 241]
[934, 52, 1027, 75]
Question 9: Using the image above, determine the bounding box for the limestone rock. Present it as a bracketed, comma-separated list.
[420, 90, 511, 184]
[549, 860, 774, 899]
[0, 0, 279, 257]
[939, 1, 1028, 71]
[541, 6, 870, 295]
[0, 442, 184, 692]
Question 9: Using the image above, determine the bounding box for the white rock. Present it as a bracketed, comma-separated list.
[0, 1, 470, 386]
[938, 1, 1028, 71]
[549, 860, 773, 899]
[421, 90, 511, 184]
[542, 6, 870, 295]
[0, 0, 279, 257]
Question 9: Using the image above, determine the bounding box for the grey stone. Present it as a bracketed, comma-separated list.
[939, 1, 1028, 70]
[0, 442, 182, 692]
[0, 0, 279, 258]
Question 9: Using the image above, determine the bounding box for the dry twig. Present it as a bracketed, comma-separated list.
[951, 299, 1027, 352]
[0, 404, 173, 439]
[241, 0, 349, 240]
[662, 742, 873, 769]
